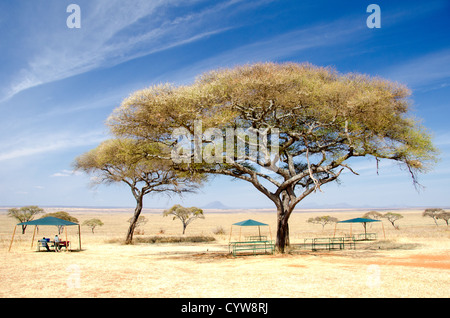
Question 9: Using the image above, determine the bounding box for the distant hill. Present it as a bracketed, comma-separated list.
[202, 201, 231, 209]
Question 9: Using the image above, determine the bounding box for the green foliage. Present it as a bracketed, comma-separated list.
[163, 204, 205, 234]
[423, 208, 447, 226]
[383, 212, 404, 229]
[74, 138, 205, 244]
[307, 215, 339, 229]
[362, 211, 383, 220]
[7, 205, 44, 234]
[41, 211, 79, 223]
[82, 218, 104, 233]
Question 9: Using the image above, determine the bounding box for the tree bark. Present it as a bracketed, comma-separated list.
[125, 194, 144, 244]
[275, 202, 292, 253]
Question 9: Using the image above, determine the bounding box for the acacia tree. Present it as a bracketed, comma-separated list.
[437, 211, 450, 226]
[422, 208, 443, 226]
[82, 218, 104, 234]
[107, 62, 438, 252]
[363, 211, 383, 220]
[7, 206, 44, 234]
[163, 204, 204, 234]
[307, 216, 339, 230]
[74, 138, 204, 244]
[41, 211, 79, 234]
[383, 212, 403, 229]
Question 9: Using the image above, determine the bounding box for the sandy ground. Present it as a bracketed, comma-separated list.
[0, 207, 449, 298]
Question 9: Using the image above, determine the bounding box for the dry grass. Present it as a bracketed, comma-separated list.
[0, 207, 449, 298]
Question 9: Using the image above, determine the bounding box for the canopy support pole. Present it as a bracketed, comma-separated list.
[78, 225, 82, 250]
[8, 225, 17, 252]
[381, 222, 386, 239]
[363, 223, 367, 240]
[228, 225, 233, 243]
[31, 225, 37, 249]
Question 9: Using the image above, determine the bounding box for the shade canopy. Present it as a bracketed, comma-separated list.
[338, 217, 380, 223]
[233, 219, 268, 226]
[334, 217, 385, 240]
[9, 216, 82, 252]
[17, 216, 79, 226]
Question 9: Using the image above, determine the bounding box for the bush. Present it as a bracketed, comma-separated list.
[212, 226, 226, 235]
[118, 235, 216, 244]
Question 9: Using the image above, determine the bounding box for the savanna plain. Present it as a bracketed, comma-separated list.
[1, 207, 449, 298]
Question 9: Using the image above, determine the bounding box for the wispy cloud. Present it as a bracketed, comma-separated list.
[0, 0, 254, 102]
[51, 169, 82, 178]
[162, 16, 369, 85]
[0, 130, 107, 162]
[383, 49, 450, 89]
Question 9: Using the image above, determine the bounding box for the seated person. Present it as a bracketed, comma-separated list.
[54, 235, 61, 252]
[39, 237, 50, 251]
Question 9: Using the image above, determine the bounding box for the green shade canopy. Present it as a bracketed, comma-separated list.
[338, 218, 380, 223]
[233, 219, 268, 226]
[335, 217, 385, 240]
[9, 216, 82, 251]
[17, 216, 79, 226]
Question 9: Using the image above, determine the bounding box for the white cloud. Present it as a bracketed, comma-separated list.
[0, 0, 251, 102]
[0, 130, 107, 162]
[382, 49, 450, 89]
[51, 170, 81, 178]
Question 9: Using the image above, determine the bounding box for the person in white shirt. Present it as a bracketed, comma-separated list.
[54, 235, 61, 252]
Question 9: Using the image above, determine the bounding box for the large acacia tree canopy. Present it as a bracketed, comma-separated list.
[107, 62, 438, 251]
[109, 62, 437, 178]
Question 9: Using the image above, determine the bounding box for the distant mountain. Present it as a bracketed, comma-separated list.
[202, 201, 231, 209]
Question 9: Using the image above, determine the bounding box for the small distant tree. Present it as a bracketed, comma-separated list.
[41, 211, 79, 234]
[163, 204, 204, 234]
[422, 208, 444, 226]
[383, 212, 403, 229]
[363, 211, 383, 220]
[41, 211, 79, 223]
[307, 215, 339, 230]
[82, 218, 104, 233]
[7, 205, 44, 234]
[436, 211, 450, 226]
[127, 215, 148, 235]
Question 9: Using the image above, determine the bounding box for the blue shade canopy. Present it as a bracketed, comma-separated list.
[17, 216, 79, 226]
[233, 219, 268, 226]
[338, 218, 380, 223]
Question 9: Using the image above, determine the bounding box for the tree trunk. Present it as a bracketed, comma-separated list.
[275, 203, 292, 253]
[125, 195, 144, 244]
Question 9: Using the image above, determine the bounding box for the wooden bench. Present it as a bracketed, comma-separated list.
[229, 240, 274, 256]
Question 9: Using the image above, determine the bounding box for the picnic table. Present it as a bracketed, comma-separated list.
[37, 240, 70, 252]
[300, 236, 356, 251]
[229, 236, 274, 256]
[352, 232, 377, 241]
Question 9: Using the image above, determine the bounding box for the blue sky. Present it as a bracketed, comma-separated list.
[0, 0, 449, 209]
